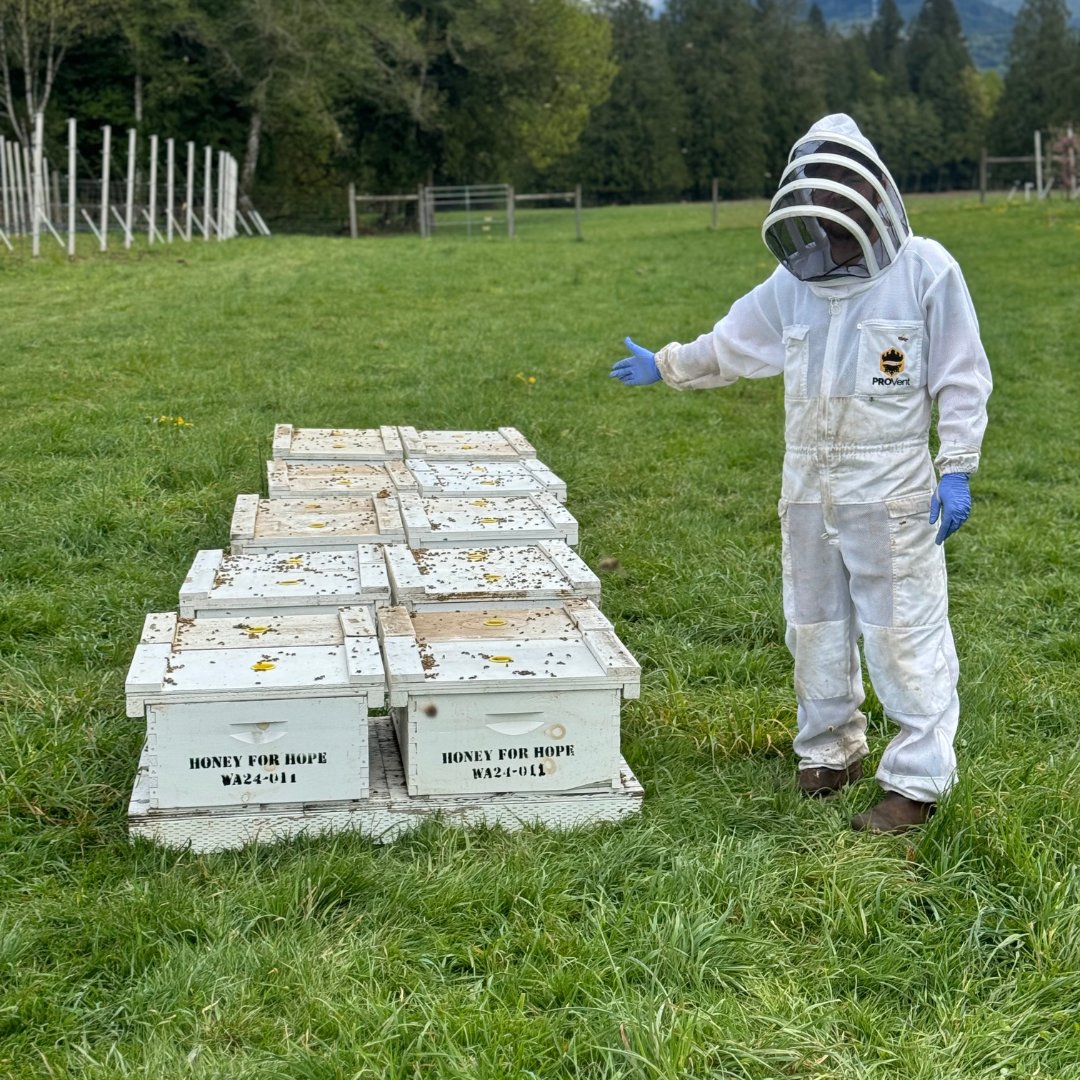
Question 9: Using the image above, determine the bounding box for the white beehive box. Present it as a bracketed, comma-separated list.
[266, 460, 417, 498]
[125, 608, 385, 809]
[398, 426, 535, 461]
[127, 716, 645, 852]
[179, 546, 391, 619]
[398, 493, 577, 548]
[383, 541, 599, 611]
[377, 599, 640, 797]
[230, 494, 406, 554]
[403, 458, 567, 502]
[272, 424, 404, 463]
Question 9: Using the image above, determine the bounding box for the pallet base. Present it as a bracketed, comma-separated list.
[127, 717, 644, 852]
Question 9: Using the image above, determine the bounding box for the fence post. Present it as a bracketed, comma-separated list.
[979, 147, 987, 204]
[148, 134, 159, 242]
[574, 184, 582, 241]
[166, 137, 175, 241]
[348, 181, 357, 239]
[1034, 130, 1043, 200]
[32, 111, 45, 256]
[711, 177, 719, 228]
[506, 185, 514, 239]
[67, 119, 76, 256]
[124, 129, 136, 248]
[203, 147, 212, 240]
[100, 125, 111, 251]
[1069, 125, 1077, 200]
[184, 142, 194, 241]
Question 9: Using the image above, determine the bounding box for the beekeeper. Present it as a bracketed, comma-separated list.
[610, 113, 992, 834]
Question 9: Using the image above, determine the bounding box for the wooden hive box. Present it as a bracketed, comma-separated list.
[229, 494, 406, 554]
[397, 426, 535, 461]
[398, 492, 577, 549]
[127, 716, 645, 852]
[377, 599, 640, 798]
[266, 460, 417, 499]
[403, 458, 567, 502]
[179, 546, 391, 619]
[124, 608, 385, 810]
[271, 423, 404, 463]
[383, 541, 599, 611]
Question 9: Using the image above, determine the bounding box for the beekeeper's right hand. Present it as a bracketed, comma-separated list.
[609, 337, 661, 386]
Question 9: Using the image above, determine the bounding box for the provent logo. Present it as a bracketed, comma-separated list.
[880, 347, 905, 376]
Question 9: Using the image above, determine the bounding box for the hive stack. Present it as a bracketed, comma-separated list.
[126, 425, 643, 851]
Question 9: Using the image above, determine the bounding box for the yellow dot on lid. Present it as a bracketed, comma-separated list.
[489, 655, 513, 664]
[483, 573, 502, 582]
[479, 480, 497, 486]
[471, 499, 489, 507]
[276, 579, 302, 585]
[459, 444, 476, 450]
[284, 556, 303, 566]
[479, 517, 499, 524]
[466, 551, 487, 562]
[305, 503, 322, 509]
[484, 618, 507, 627]
[245, 626, 270, 636]
[251, 661, 276, 671]
[308, 522, 327, 529]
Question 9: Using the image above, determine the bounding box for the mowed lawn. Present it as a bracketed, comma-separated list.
[1, 196, 1078, 1080]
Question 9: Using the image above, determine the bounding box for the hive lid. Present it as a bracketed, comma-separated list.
[376, 599, 639, 703]
[383, 541, 598, 606]
[230, 494, 406, 552]
[403, 458, 566, 501]
[271, 424, 404, 461]
[125, 607, 385, 714]
[180, 546, 390, 615]
[397, 426, 536, 461]
[266, 460, 416, 498]
[397, 492, 577, 548]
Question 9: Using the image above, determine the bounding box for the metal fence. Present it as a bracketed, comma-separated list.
[347, 182, 584, 240]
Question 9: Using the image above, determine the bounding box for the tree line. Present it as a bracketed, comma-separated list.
[1, 0, 1078, 214]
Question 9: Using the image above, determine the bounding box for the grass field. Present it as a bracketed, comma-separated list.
[1, 196, 1079, 1079]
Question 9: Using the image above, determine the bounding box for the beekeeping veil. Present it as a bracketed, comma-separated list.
[762, 113, 910, 285]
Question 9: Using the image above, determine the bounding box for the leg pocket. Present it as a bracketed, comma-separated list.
[885, 492, 946, 627]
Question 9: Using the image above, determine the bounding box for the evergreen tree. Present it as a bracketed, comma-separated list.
[906, 0, 979, 185]
[866, 0, 906, 83]
[754, 0, 829, 189]
[662, 0, 765, 198]
[551, 0, 689, 201]
[992, 0, 1076, 154]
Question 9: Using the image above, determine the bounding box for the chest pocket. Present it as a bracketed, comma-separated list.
[856, 320, 925, 397]
[782, 324, 810, 400]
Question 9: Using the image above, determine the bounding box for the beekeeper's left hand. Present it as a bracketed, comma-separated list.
[930, 473, 971, 544]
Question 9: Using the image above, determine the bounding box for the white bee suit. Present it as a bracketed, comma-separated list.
[654, 119, 991, 803]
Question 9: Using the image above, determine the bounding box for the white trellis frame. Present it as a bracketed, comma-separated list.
[1, 111, 270, 258]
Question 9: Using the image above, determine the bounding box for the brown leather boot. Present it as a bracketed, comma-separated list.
[797, 760, 863, 798]
[851, 792, 935, 834]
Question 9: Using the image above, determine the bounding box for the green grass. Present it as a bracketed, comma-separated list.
[1, 195, 1079, 1079]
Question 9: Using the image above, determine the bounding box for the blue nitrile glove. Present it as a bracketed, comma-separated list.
[610, 337, 661, 386]
[929, 473, 972, 545]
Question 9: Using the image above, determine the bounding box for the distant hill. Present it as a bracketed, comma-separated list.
[815, 0, 1080, 70]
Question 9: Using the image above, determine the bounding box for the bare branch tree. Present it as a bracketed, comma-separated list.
[0, 0, 112, 145]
